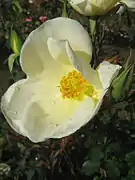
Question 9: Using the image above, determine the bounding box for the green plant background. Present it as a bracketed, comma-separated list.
[0, 0, 135, 179]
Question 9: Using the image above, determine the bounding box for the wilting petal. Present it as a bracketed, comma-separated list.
[20, 17, 92, 77]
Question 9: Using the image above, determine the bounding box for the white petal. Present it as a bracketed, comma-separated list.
[49, 61, 121, 138]
[48, 37, 102, 89]
[69, 0, 120, 16]
[97, 61, 121, 90]
[47, 37, 72, 65]
[1, 78, 86, 142]
[123, 0, 135, 11]
[51, 97, 95, 138]
[69, 0, 88, 15]
[45, 17, 92, 60]
[20, 17, 92, 77]
[50, 92, 105, 138]
[20, 27, 54, 77]
[90, 0, 119, 8]
[66, 42, 103, 89]
[1, 79, 54, 142]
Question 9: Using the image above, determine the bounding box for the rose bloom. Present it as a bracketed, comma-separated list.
[1, 17, 120, 142]
[39, 16, 47, 23]
[68, 0, 120, 16]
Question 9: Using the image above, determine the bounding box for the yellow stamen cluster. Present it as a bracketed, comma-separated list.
[60, 70, 100, 100]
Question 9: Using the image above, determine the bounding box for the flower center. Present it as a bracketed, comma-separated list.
[60, 70, 100, 101]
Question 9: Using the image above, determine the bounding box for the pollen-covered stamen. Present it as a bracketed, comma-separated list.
[60, 70, 100, 100]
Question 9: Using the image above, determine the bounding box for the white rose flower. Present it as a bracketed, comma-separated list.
[68, 0, 120, 16]
[1, 17, 120, 142]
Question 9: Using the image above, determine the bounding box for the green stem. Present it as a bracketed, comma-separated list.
[62, 0, 68, 17]
[89, 17, 99, 69]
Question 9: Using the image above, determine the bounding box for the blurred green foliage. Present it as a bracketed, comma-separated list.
[0, 0, 135, 180]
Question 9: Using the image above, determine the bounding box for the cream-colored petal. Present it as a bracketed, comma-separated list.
[47, 37, 72, 65]
[1, 77, 88, 142]
[47, 37, 101, 90]
[48, 37, 102, 89]
[20, 17, 92, 77]
[123, 0, 135, 11]
[47, 37, 84, 70]
[90, 0, 119, 8]
[49, 61, 121, 138]
[0, 80, 53, 142]
[1, 79, 55, 142]
[47, 37, 90, 66]
[66, 42, 103, 89]
[49, 61, 120, 139]
[20, 27, 54, 77]
[51, 96, 95, 138]
[69, 0, 120, 16]
[97, 61, 121, 90]
[69, 0, 88, 15]
[45, 17, 92, 61]
[52, 93, 106, 138]
[70, 0, 85, 4]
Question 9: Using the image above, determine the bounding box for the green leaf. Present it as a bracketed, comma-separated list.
[0, 137, 6, 148]
[110, 50, 135, 101]
[125, 151, 135, 167]
[62, 0, 68, 17]
[26, 169, 35, 180]
[106, 142, 121, 155]
[124, 66, 134, 94]
[8, 53, 18, 72]
[12, 0, 22, 14]
[89, 19, 96, 39]
[127, 168, 135, 180]
[82, 160, 100, 176]
[111, 65, 134, 101]
[10, 30, 22, 55]
[93, 176, 100, 180]
[88, 146, 104, 162]
[105, 159, 120, 180]
[0, 163, 10, 176]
